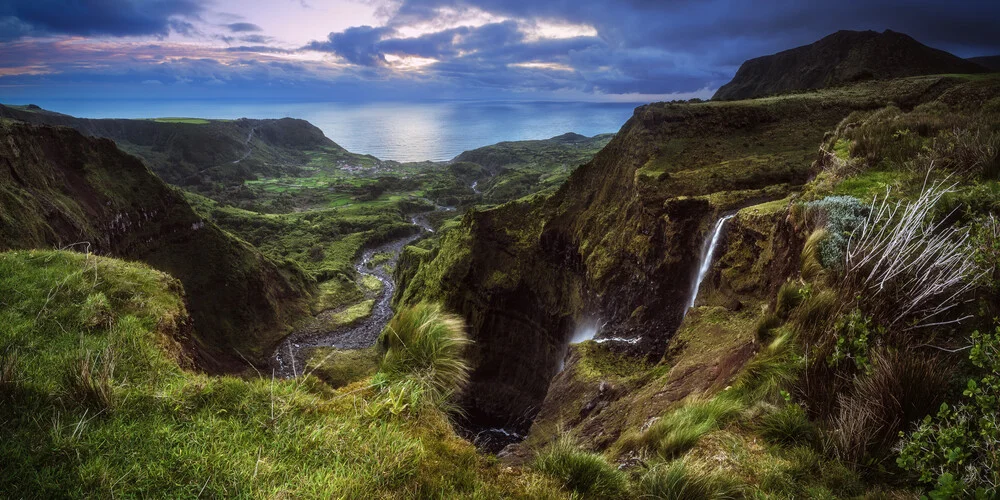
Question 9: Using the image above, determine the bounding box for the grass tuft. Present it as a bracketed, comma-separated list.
[618, 397, 744, 460]
[533, 436, 627, 499]
[377, 302, 472, 406]
[634, 459, 743, 500]
[64, 348, 116, 411]
[759, 404, 818, 447]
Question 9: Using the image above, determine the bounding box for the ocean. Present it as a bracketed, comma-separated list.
[20, 100, 645, 162]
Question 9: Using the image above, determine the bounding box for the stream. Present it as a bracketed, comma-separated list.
[270, 214, 434, 378]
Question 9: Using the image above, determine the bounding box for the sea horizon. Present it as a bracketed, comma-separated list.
[3, 99, 646, 162]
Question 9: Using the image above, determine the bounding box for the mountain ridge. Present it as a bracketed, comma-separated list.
[713, 29, 988, 100]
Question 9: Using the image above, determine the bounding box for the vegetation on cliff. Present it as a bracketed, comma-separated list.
[393, 73, 1000, 498]
[0, 122, 311, 368]
[0, 250, 564, 497]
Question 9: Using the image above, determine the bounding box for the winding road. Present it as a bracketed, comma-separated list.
[270, 214, 434, 378]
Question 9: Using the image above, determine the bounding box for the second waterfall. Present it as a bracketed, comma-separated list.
[685, 214, 736, 316]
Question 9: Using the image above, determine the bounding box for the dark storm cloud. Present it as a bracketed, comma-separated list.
[226, 22, 263, 33]
[0, 0, 202, 39]
[2, 0, 1000, 100]
[297, 0, 1000, 95]
[305, 25, 396, 66]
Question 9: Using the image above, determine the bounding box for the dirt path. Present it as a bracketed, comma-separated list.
[270, 214, 433, 377]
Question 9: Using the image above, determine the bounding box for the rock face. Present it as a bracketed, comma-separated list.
[0, 122, 313, 369]
[713, 30, 988, 101]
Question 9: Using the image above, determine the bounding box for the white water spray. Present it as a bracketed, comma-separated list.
[569, 317, 605, 344]
[686, 214, 735, 315]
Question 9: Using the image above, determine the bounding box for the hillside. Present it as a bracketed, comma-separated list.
[0, 104, 356, 191]
[970, 55, 1000, 71]
[395, 73, 1000, 496]
[0, 250, 564, 497]
[713, 30, 988, 100]
[0, 122, 312, 368]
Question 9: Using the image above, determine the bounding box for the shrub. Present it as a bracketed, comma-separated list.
[634, 459, 743, 500]
[64, 348, 116, 410]
[922, 126, 1000, 179]
[377, 302, 472, 405]
[759, 404, 818, 447]
[832, 349, 949, 469]
[533, 436, 627, 499]
[897, 328, 1000, 496]
[805, 196, 868, 271]
[842, 182, 981, 334]
[971, 214, 1000, 294]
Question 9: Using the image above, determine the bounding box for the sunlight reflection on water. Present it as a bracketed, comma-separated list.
[34, 100, 643, 161]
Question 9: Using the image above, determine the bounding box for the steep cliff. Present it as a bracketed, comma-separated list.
[395, 74, 991, 435]
[0, 122, 312, 368]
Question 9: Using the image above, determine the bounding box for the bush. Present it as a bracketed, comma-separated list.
[804, 196, 868, 270]
[634, 459, 743, 500]
[832, 349, 948, 469]
[759, 404, 818, 447]
[842, 182, 980, 335]
[533, 436, 627, 499]
[377, 302, 472, 405]
[923, 126, 1000, 179]
[897, 328, 1000, 497]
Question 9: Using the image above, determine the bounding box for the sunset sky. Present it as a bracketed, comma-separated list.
[2, 0, 999, 101]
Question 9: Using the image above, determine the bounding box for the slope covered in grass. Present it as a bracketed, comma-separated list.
[0, 250, 563, 498]
[0, 122, 312, 368]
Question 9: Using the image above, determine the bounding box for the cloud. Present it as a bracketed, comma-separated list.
[2, 0, 999, 101]
[226, 22, 263, 33]
[0, 0, 203, 39]
[305, 25, 395, 66]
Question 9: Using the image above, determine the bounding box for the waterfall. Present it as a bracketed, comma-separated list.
[686, 214, 735, 315]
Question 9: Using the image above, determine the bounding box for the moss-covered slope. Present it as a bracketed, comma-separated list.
[395, 75, 996, 434]
[0, 122, 312, 368]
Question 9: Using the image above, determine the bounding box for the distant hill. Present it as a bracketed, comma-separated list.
[0, 104, 345, 188]
[970, 55, 1000, 71]
[713, 30, 989, 100]
[0, 121, 312, 369]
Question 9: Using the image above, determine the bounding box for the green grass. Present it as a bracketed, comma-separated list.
[0, 250, 563, 498]
[634, 459, 744, 500]
[533, 436, 628, 499]
[377, 302, 472, 405]
[758, 404, 818, 447]
[152, 117, 211, 124]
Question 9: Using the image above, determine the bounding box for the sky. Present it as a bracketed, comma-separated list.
[1, 0, 999, 102]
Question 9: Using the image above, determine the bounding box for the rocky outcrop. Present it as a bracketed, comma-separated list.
[0, 122, 313, 369]
[713, 30, 988, 101]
